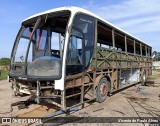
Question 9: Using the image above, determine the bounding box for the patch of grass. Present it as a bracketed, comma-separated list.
[0, 70, 8, 80]
[147, 70, 160, 81]
[153, 69, 160, 73]
[157, 69, 160, 72]
[147, 76, 156, 80]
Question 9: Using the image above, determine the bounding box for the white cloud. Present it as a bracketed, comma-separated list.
[117, 15, 160, 28]
[83, 0, 160, 20]
[116, 15, 160, 34]
[83, 0, 160, 51]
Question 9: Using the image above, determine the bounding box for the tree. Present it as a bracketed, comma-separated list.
[0, 58, 10, 70]
[152, 51, 160, 61]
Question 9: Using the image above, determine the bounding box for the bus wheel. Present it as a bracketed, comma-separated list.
[141, 72, 146, 85]
[96, 78, 109, 103]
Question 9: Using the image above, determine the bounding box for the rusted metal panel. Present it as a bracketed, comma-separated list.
[91, 46, 152, 70]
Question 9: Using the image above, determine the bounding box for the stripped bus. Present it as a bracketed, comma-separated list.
[9, 7, 152, 110]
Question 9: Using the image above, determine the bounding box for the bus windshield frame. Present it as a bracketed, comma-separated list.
[9, 11, 71, 80]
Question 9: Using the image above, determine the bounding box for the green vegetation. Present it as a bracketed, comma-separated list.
[147, 70, 160, 81]
[153, 51, 160, 61]
[0, 58, 10, 70]
[0, 57, 10, 80]
[147, 76, 156, 80]
[0, 70, 8, 80]
[153, 57, 160, 61]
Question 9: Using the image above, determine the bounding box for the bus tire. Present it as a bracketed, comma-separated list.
[96, 78, 109, 103]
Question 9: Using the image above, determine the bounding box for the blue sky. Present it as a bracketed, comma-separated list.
[0, 0, 160, 58]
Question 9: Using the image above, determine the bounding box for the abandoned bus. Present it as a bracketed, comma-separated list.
[9, 7, 152, 110]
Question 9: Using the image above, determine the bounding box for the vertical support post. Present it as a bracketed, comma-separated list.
[130, 68, 132, 84]
[125, 36, 127, 53]
[94, 19, 98, 67]
[59, 33, 62, 58]
[118, 69, 121, 88]
[112, 29, 115, 48]
[80, 74, 84, 108]
[134, 40, 136, 55]
[140, 43, 142, 56]
[148, 47, 151, 57]
[36, 81, 40, 104]
[61, 90, 66, 110]
[48, 27, 51, 56]
[125, 36, 128, 67]
[92, 72, 96, 99]
[13, 79, 18, 96]
[145, 45, 147, 56]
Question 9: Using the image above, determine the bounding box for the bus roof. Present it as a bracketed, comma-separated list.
[23, 6, 151, 47]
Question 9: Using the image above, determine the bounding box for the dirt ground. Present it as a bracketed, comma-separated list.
[0, 70, 160, 126]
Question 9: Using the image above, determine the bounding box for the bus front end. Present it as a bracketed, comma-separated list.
[9, 7, 96, 109]
[9, 10, 71, 105]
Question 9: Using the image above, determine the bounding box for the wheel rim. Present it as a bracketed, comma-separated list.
[100, 83, 107, 96]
